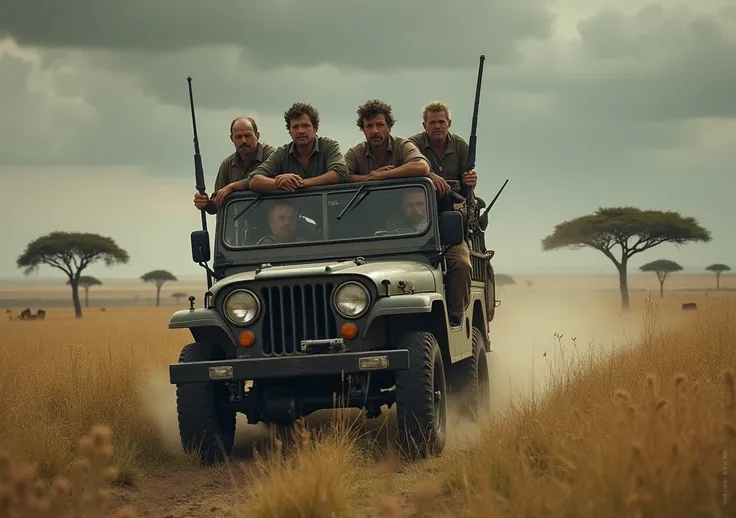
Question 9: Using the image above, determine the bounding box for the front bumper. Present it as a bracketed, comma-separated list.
[169, 349, 410, 384]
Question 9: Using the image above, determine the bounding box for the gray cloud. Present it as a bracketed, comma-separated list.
[0, 1, 733, 186]
[0, 0, 553, 71]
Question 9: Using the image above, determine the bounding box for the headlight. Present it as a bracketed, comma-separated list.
[333, 282, 370, 318]
[224, 289, 260, 325]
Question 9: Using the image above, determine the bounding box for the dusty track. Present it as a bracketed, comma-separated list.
[107, 289, 652, 517]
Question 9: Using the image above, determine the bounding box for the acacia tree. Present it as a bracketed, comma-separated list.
[17, 232, 129, 318]
[705, 263, 730, 290]
[66, 275, 102, 307]
[639, 259, 682, 299]
[171, 292, 187, 304]
[541, 207, 711, 311]
[141, 270, 177, 306]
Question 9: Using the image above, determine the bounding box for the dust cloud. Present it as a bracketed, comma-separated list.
[486, 289, 646, 415]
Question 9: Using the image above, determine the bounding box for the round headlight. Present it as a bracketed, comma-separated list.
[224, 289, 260, 325]
[333, 282, 370, 318]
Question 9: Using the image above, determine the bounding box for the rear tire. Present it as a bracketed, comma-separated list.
[447, 326, 491, 422]
[175, 342, 237, 465]
[394, 331, 447, 460]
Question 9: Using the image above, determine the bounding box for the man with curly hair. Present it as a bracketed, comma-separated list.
[344, 99, 429, 182]
[211, 103, 349, 203]
[194, 116, 275, 214]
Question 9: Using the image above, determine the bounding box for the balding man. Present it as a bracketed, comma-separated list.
[193, 116, 275, 214]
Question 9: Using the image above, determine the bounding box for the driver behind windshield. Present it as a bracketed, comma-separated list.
[257, 202, 307, 244]
[381, 188, 428, 233]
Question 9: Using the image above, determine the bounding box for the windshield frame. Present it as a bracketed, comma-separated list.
[213, 178, 441, 265]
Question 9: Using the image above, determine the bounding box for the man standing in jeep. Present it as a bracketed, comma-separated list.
[194, 116, 275, 214]
[211, 103, 349, 206]
[344, 99, 430, 181]
[409, 101, 474, 328]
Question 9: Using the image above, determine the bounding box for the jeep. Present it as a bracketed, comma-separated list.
[168, 176, 500, 464]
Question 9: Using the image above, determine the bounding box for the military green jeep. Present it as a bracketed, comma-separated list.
[169, 176, 500, 464]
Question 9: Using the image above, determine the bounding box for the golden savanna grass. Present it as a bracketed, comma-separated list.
[0, 287, 734, 517]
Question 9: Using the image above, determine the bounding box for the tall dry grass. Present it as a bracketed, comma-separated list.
[0, 294, 733, 517]
[0, 308, 188, 482]
[386, 296, 735, 517]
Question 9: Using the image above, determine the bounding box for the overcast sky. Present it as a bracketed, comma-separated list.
[1, 0, 734, 280]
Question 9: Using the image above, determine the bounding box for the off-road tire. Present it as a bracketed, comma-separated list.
[447, 326, 491, 422]
[175, 342, 237, 465]
[394, 331, 447, 460]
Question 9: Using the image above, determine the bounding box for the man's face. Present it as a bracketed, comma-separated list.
[230, 119, 259, 155]
[422, 110, 451, 143]
[363, 113, 390, 148]
[402, 190, 427, 227]
[288, 114, 316, 146]
[268, 204, 298, 241]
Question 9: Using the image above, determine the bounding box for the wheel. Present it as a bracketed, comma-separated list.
[394, 331, 447, 460]
[175, 342, 237, 465]
[447, 326, 491, 422]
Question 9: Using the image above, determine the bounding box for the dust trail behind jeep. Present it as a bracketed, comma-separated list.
[169, 176, 505, 464]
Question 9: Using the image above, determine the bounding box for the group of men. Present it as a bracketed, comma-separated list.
[192, 100, 479, 328]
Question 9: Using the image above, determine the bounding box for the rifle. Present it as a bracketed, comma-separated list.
[478, 178, 509, 231]
[462, 54, 486, 236]
[187, 76, 213, 289]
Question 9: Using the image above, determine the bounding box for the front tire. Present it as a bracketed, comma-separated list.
[394, 331, 447, 460]
[175, 342, 237, 465]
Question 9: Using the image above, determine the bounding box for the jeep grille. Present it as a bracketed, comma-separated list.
[259, 282, 339, 356]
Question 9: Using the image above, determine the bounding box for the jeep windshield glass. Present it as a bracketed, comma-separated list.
[222, 193, 323, 247]
[222, 184, 430, 248]
[327, 184, 430, 241]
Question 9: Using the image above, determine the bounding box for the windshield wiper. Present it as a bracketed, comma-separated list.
[337, 184, 370, 220]
[232, 194, 262, 221]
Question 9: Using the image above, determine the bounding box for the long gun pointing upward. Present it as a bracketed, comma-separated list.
[187, 76, 212, 289]
[462, 54, 486, 235]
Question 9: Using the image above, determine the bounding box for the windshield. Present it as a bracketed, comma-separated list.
[222, 184, 431, 248]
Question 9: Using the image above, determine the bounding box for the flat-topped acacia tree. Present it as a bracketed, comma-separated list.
[705, 263, 731, 290]
[17, 232, 129, 318]
[141, 270, 178, 307]
[541, 207, 711, 311]
[639, 259, 683, 298]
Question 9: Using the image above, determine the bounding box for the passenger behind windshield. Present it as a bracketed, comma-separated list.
[257, 202, 307, 244]
[374, 187, 429, 236]
[224, 196, 322, 247]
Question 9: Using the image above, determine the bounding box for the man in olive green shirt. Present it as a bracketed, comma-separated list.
[409, 101, 477, 328]
[194, 116, 275, 214]
[344, 99, 430, 181]
[408, 100, 478, 198]
[212, 103, 349, 204]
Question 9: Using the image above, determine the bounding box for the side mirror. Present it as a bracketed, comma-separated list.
[191, 230, 211, 263]
[439, 211, 464, 246]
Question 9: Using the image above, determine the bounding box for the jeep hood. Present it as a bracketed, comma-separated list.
[209, 259, 437, 297]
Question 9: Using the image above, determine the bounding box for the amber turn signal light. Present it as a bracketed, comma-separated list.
[238, 330, 256, 347]
[340, 322, 359, 340]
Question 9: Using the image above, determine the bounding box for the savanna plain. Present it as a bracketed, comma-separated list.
[1, 273, 734, 517]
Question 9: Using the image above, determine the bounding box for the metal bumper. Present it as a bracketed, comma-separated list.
[169, 349, 410, 384]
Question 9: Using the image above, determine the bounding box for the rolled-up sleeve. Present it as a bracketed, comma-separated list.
[246, 145, 285, 182]
[322, 138, 350, 183]
[399, 140, 430, 168]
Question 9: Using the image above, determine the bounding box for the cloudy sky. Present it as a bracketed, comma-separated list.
[1, 0, 734, 281]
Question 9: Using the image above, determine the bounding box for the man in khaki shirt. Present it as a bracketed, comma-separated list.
[193, 116, 275, 214]
[212, 103, 349, 205]
[409, 101, 477, 328]
[344, 99, 430, 181]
